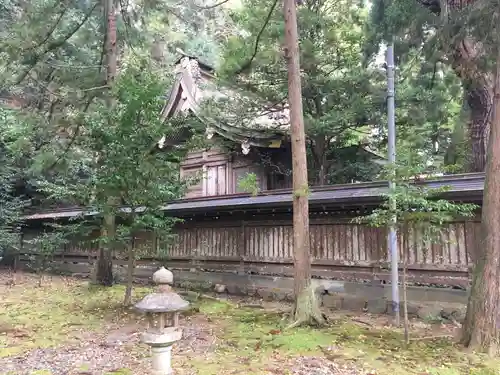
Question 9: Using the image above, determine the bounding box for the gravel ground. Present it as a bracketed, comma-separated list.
[291, 357, 362, 375]
[1, 330, 146, 375]
[0, 320, 224, 375]
[1, 343, 361, 375]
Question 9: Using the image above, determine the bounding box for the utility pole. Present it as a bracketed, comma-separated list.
[386, 42, 400, 326]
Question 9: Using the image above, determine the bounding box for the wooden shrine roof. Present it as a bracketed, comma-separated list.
[23, 173, 484, 220]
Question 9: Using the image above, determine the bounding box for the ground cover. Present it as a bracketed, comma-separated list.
[0, 271, 498, 375]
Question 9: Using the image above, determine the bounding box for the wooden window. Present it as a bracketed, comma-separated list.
[204, 164, 228, 196]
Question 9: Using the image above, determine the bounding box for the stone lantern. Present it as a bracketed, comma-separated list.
[135, 267, 189, 375]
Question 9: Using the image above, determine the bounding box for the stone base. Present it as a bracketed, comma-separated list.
[151, 345, 173, 375]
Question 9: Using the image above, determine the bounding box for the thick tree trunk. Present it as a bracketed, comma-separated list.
[96, 0, 117, 286]
[283, 0, 325, 327]
[460, 48, 500, 355]
[311, 136, 329, 186]
[451, 38, 493, 172]
[464, 83, 493, 172]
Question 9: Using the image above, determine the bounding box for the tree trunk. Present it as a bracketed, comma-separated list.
[465, 83, 493, 172]
[451, 38, 493, 173]
[417, 0, 493, 172]
[460, 47, 500, 356]
[402, 256, 409, 346]
[283, 0, 325, 327]
[97, 211, 115, 286]
[124, 237, 135, 306]
[96, 0, 117, 286]
[312, 136, 328, 186]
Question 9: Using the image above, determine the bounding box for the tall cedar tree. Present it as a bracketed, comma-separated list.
[283, 0, 326, 326]
[95, 0, 118, 286]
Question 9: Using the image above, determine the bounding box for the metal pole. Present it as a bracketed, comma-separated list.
[386, 42, 400, 325]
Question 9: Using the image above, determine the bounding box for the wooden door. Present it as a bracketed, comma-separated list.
[205, 164, 228, 196]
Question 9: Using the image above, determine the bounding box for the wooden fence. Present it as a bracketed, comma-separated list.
[19, 214, 478, 287]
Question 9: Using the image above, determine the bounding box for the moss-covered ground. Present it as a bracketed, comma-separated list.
[0, 271, 498, 375]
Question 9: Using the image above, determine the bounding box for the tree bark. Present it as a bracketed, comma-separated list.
[96, 210, 115, 286]
[466, 84, 493, 172]
[123, 237, 135, 306]
[450, 36, 494, 173]
[283, 0, 325, 327]
[95, 0, 117, 286]
[460, 46, 500, 355]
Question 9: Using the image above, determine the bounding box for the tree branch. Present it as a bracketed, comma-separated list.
[193, 0, 231, 9]
[234, 0, 279, 75]
[45, 95, 95, 172]
[14, 2, 99, 85]
[28, 3, 68, 54]
[37, 68, 56, 110]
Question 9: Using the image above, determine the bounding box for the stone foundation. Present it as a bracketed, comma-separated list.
[16, 259, 469, 321]
[172, 270, 468, 322]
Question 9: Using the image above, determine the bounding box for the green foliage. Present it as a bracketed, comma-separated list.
[25, 225, 68, 281]
[0, 108, 26, 261]
[0, 0, 230, 213]
[380, 57, 464, 168]
[355, 149, 478, 245]
[365, 1, 465, 170]
[37, 59, 200, 258]
[141, 0, 235, 67]
[219, 0, 383, 184]
[215, 0, 464, 183]
[237, 172, 260, 196]
[293, 184, 310, 198]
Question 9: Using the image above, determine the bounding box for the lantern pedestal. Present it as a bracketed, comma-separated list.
[141, 327, 183, 375]
[135, 267, 189, 375]
[150, 346, 172, 375]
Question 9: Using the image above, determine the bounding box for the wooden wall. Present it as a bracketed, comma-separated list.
[21, 214, 478, 287]
[168, 217, 477, 271]
[180, 148, 269, 198]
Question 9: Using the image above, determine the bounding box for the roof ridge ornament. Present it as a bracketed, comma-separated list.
[179, 55, 191, 68]
[206, 126, 215, 140]
[190, 59, 201, 82]
[242, 140, 251, 155]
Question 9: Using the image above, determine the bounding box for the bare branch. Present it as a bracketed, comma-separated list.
[193, 0, 231, 9]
